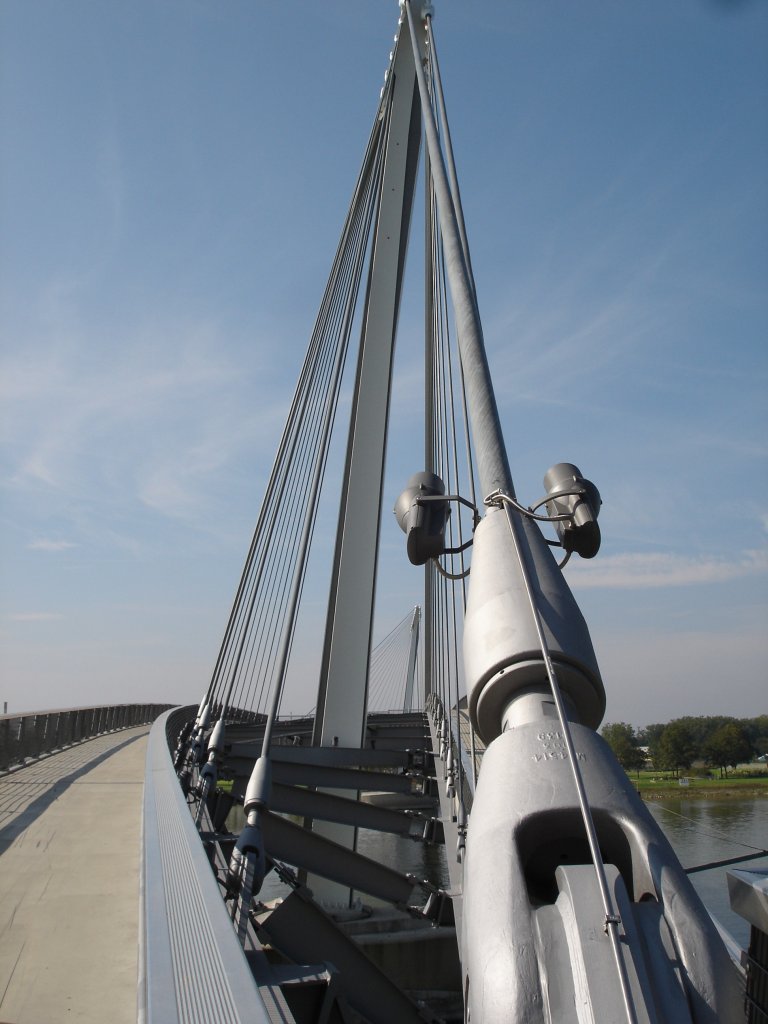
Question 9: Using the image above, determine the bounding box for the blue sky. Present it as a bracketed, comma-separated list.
[1, 0, 766, 728]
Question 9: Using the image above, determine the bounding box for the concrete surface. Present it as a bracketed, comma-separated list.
[0, 727, 149, 1023]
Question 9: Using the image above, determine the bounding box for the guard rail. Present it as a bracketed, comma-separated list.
[0, 703, 172, 773]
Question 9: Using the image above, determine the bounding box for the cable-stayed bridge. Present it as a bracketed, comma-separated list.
[147, 4, 753, 1019]
[3, 3, 764, 1023]
[156, 5, 746, 1021]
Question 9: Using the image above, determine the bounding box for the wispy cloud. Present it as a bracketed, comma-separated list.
[568, 548, 768, 589]
[27, 539, 77, 552]
[8, 612, 64, 623]
[0, 314, 282, 532]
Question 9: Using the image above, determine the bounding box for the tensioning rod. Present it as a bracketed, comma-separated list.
[404, 0, 514, 501]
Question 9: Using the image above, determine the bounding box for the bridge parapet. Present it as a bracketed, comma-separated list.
[0, 703, 173, 774]
[141, 708, 274, 1024]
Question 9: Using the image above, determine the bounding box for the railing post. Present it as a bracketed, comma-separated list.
[39, 714, 51, 756]
[18, 716, 29, 762]
[29, 715, 38, 758]
[49, 712, 59, 752]
[0, 717, 10, 771]
[32, 715, 44, 758]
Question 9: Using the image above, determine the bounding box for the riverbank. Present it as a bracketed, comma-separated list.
[634, 774, 768, 798]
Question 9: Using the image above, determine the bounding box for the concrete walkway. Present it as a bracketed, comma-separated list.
[0, 727, 149, 1023]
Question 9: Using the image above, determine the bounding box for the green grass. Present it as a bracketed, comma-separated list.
[627, 769, 768, 796]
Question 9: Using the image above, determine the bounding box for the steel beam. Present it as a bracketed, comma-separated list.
[256, 889, 429, 1024]
[312, 16, 424, 753]
[260, 812, 416, 905]
[231, 760, 425, 796]
[306, 18, 425, 899]
[267, 782, 425, 837]
[228, 742, 414, 770]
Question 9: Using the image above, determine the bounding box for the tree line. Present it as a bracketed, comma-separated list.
[601, 715, 768, 777]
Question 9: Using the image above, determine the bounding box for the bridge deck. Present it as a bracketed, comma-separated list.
[0, 726, 149, 1023]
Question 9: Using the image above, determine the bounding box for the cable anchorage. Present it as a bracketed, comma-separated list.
[489, 487, 640, 1024]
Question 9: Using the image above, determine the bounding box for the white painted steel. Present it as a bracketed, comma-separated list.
[314, 16, 423, 751]
[403, 605, 421, 712]
[141, 711, 272, 1024]
[309, 12, 425, 904]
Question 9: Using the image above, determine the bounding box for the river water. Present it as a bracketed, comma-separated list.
[645, 793, 768, 948]
[357, 795, 768, 947]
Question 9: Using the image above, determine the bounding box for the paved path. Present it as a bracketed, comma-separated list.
[0, 727, 149, 1024]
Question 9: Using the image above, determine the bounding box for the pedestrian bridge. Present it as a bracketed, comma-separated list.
[0, 705, 166, 1023]
[2, 702, 764, 1024]
[0, 701, 469, 1024]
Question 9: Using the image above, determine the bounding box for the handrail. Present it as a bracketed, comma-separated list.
[0, 703, 172, 774]
[140, 709, 274, 1024]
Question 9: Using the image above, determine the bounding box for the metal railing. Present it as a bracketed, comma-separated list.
[0, 704, 173, 774]
[140, 707, 274, 1024]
